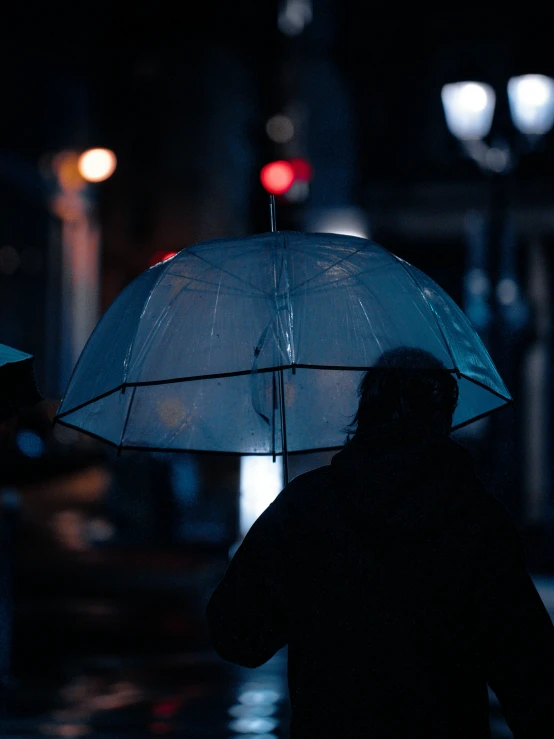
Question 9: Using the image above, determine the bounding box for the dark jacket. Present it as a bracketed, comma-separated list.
[206, 421, 554, 738]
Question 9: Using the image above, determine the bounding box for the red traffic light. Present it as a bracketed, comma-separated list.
[149, 251, 178, 267]
[260, 160, 295, 195]
[289, 157, 313, 182]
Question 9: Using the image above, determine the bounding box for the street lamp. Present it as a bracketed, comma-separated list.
[441, 74, 554, 523]
[441, 81, 496, 141]
[77, 148, 117, 183]
[507, 74, 554, 137]
[441, 73, 554, 335]
[441, 74, 554, 172]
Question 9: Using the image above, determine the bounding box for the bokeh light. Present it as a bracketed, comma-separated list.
[507, 74, 554, 135]
[260, 161, 295, 195]
[458, 82, 488, 112]
[265, 114, 295, 143]
[77, 148, 117, 183]
[289, 157, 312, 182]
[304, 206, 370, 239]
[52, 151, 85, 191]
[240, 457, 283, 536]
[441, 81, 496, 140]
[278, 0, 313, 35]
[149, 251, 178, 267]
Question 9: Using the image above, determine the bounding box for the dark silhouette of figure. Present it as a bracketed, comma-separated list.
[206, 347, 554, 738]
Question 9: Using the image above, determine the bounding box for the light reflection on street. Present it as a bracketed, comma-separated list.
[6, 580, 552, 736]
[6, 648, 290, 738]
[3, 643, 526, 737]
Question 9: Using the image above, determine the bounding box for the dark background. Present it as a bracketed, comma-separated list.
[1, 4, 554, 734]
[1, 2, 554, 552]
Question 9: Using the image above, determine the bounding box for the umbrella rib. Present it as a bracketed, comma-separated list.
[53, 418, 120, 448]
[280, 232, 295, 366]
[118, 385, 137, 452]
[114, 253, 268, 388]
[120, 260, 175, 386]
[356, 296, 385, 361]
[163, 270, 267, 299]
[55, 385, 126, 419]
[457, 372, 512, 401]
[293, 261, 397, 294]
[186, 250, 273, 299]
[451, 398, 513, 431]
[390, 255, 459, 371]
[287, 243, 372, 295]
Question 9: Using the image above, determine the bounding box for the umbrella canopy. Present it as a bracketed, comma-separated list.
[54, 231, 511, 455]
[0, 343, 43, 422]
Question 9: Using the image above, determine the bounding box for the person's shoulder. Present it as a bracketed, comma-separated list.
[290, 464, 331, 484]
[278, 465, 332, 504]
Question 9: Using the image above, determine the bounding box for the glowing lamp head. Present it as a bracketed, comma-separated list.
[77, 148, 117, 183]
[260, 160, 295, 195]
[507, 74, 554, 135]
[441, 81, 496, 140]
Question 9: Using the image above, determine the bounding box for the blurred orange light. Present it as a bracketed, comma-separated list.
[77, 148, 117, 183]
[52, 151, 86, 191]
[260, 160, 295, 195]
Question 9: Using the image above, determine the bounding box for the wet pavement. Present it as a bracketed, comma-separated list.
[3, 551, 292, 738]
[3, 562, 554, 738]
[4, 649, 291, 738]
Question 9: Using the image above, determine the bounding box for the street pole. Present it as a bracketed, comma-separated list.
[488, 166, 531, 522]
[522, 237, 553, 566]
[49, 152, 101, 397]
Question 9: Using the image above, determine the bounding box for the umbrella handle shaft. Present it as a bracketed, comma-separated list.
[269, 195, 277, 233]
[278, 368, 289, 485]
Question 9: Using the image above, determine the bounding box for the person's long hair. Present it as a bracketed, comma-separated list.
[345, 347, 459, 440]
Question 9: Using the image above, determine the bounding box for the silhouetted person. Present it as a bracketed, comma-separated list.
[206, 347, 554, 738]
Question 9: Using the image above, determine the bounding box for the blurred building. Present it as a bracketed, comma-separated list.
[1, 3, 554, 571]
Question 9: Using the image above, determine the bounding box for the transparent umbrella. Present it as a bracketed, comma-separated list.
[0, 343, 43, 422]
[54, 230, 511, 481]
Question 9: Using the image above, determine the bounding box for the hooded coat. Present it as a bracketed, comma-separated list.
[206, 422, 554, 738]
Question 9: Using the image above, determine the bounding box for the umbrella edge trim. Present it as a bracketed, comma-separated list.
[52, 418, 348, 455]
[55, 367, 511, 421]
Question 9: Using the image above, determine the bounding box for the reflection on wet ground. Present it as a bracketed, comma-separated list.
[3, 549, 292, 739]
[4, 574, 554, 737]
[5, 649, 290, 738]
[2, 644, 513, 738]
